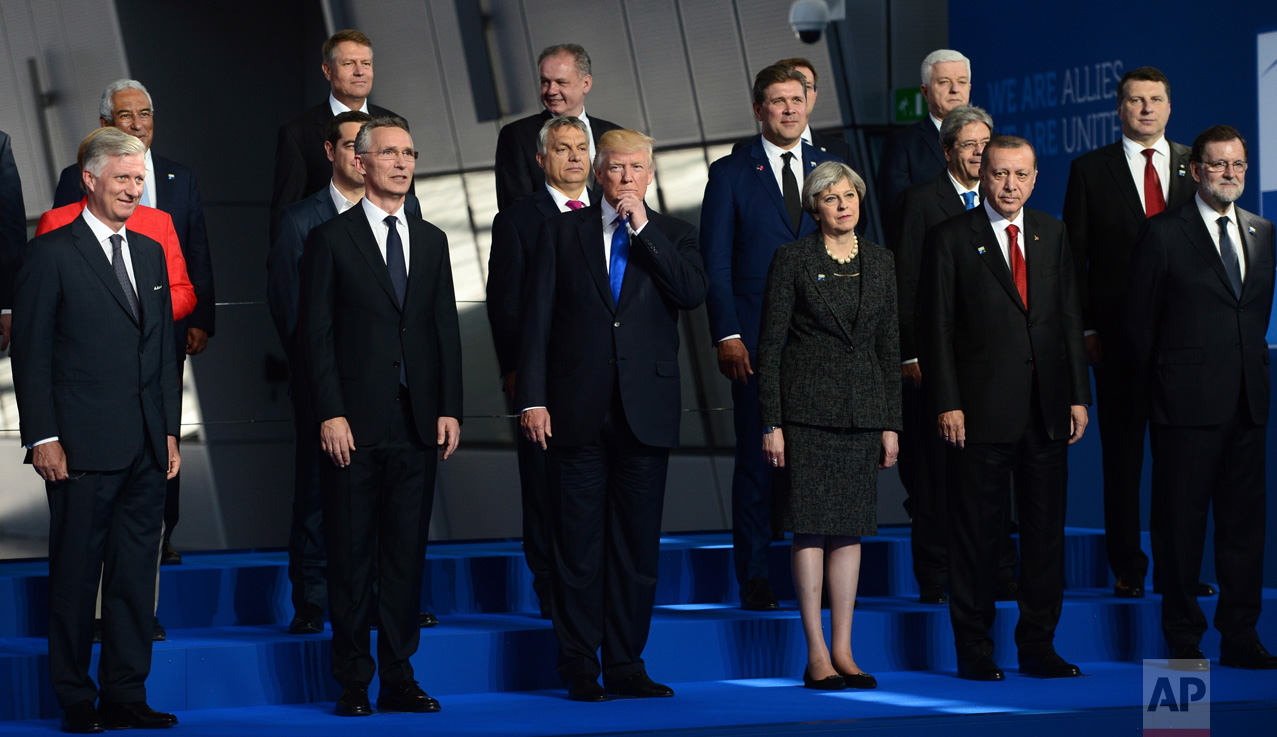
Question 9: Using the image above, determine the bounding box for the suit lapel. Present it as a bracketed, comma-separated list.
[971, 210, 1026, 313]
[1023, 211, 1049, 316]
[918, 119, 946, 168]
[1236, 209, 1263, 301]
[345, 210, 401, 311]
[804, 242, 855, 343]
[749, 138, 793, 235]
[1168, 142, 1193, 204]
[129, 235, 155, 326]
[71, 219, 140, 325]
[152, 154, 176, 212]
[1178, 205, 1237, 300]
[534, 189, 559, 220]
[934, 176, 967, 218]
[402, 218, 432, 313]
[577, 209, 614, 311]
[1101, 145, 1145, 220]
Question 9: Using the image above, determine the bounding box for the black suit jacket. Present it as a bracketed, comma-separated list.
[516, 203, 707, 448]
[299, 204, 462, 447]
[55, 154, 216, 338]
[0, 130, 25, 311]
[1062, 140, 1194, 342]
[891, 172, 969, 362]
[270, 101, 407, 234]
[487, 187, 561, 376]
[12, 217, 180, 470]
[877, 118, 946, 227]
[267, 187, 423, 352]
[1124, 201, 1275, 427]
[922, 205, 1090, 444]
[756, 233, 902, 431]
[494, 110, 621, 211]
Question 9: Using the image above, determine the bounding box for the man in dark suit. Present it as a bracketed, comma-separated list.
[1062, 67, 1198, 600]
[271, 29, 410, 234]
[12, 128, 181, 732]
[493, 43, 621, 211]
[268, 110, 425, 635]
[731, 58, 852, 165]
[53, 79, 216, 568]
[518, 129, 706, 702]
[487, 116, 594, 619]
[891, 104, 994, 604]
[1125, 125, 1277, 671]
[299, 116, 462, 716]
[0, 128, 24, 352]
[923, 136, 1091, 681]
[701, 64, 841, 610]
[878, 49, 971, 226]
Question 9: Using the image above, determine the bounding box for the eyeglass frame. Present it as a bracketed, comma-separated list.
[358, 148, 420, 162]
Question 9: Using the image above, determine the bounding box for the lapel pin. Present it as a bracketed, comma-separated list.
[1249, 226, 1256, 234]
[1177, 164, 1186, 176]
[1033, 235, 1039, 241]
[809, 161, 816, 168]
[817, 273, 825, 281]
[167, 173, 175, 179]
[977, 246, 986, 254]
[757, 165, 765, 171]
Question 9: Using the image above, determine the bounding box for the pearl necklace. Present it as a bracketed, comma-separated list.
[825, 233, 859, 265]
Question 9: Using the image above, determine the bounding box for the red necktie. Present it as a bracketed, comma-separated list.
[566, 200, 585, 210]
[1007, 224, 1027, 308]
[1142, 149, 1166, 217]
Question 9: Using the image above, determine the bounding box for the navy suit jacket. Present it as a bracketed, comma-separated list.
[731, 128, 852, 168]
[493, 109, 621, 211]
[55, 154, 215, 343]
[12, 217, 180, 471]
[877, 118, 947, 228]
[700, 136, 840, 350]
[0, 130, 25, 311]
[516, 203, 707, 448]
[267, 186, 422, 353]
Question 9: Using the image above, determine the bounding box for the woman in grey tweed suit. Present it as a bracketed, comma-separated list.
[757, 161, 902, 690]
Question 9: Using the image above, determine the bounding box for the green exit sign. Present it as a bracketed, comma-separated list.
[894, 88, 926, 123]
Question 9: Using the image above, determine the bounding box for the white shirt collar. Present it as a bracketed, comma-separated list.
[601, 196, 620, 226]
[948, 170, 979, 198]
[929, 113, 943, 131]
[328, 179, 360, 214]
[1195, 191, 1237, 230]
[801, 125, 813, 144]
[329, 92, 369, 116]
[546, 183, 589, 212]
[983, 197, 1024, 235]
[81, 204, 127, 240]
[1122, 134, 1170, 161]
[361, 196, 404, 225]
[760, 135, 802, 160]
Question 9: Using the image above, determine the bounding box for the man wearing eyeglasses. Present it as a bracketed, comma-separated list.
[1062, 67, 1198, 603]
[1125, 125, 1277, 671]
[299, 116, 463, 715]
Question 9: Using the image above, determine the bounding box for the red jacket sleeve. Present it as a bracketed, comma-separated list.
[154, 212, 196, 321]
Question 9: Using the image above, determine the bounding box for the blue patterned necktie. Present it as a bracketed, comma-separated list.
[961, 191, 977, 210]
[610, 215, 629, 306]
[109, 234, 139, 322]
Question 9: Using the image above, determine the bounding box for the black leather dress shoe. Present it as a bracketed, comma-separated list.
[419, 612, 439, 628]
[335, 686, 373, 716]
[567, 676, 608, 702]
[740, 576, 780, 611]
[1220, 641, 1277, 670]
[1114, 577, 1145, 598]
[1197, 583, 1217, 597]
[160, 541, 182, 565]
[152, 617, 166, 642]
[377, 680, 441, 712]
[1169, 645, 1210, 671]
[289, 603, 324, 635]
[1019, 651, 1082, 678]
[957, 656, 1005, 681]
[61, 701, 104, 733]
[97, 701, 177, 729]
[607, 672, 674, 698]
[919, 583, 948, 604]
[802, 667, 845, 690]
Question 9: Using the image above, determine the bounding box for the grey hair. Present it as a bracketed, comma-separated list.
[801, 161, 866, 214]
[537, 44, 591, 78]
[354, 115, 411, 154]
[940, 105, 994, 149]
[98, 79, 152, 122]
[920, 49, 971, 86]
[83, 127, 146, 178]
[538, 116, 590, 155]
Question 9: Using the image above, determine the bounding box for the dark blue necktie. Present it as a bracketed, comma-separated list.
[1217, 216, 1243, 298]
[961, 191, 977, 210]
[610, 215, 629, 306]
[385, 215, 408, 385]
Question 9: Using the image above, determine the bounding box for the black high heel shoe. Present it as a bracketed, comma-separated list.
[802, 667, 846, 690]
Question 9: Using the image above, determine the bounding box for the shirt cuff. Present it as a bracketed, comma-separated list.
[1083, 330, 1097, 337]
[628, 220, 649, 236]
[717, 334, 741, 343]
[902, 358, 918, 365]
[29, 437, 58, 449]
[519, 406, 547, 414]
[1, 309, 10, 315]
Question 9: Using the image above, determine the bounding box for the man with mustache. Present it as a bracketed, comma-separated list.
[1125, 125, 1277, 671]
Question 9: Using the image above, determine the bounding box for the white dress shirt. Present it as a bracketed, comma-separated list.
[947, 171, 980, 206]
[1122, 135, 1171, 213]
[328, 93, 370, 116]
[140, 149, 156, 209]
[360, 197, 410, 273]
[982, 199, 1026, 272]
[328, 180, 360, 215]
[759, 136, 805, 197]
[929, 113, 943, 132]
[1195, 192, 1246, 282]
[546, 184, 590, 212]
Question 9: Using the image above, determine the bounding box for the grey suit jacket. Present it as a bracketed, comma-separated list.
[757, 232, 902, 432]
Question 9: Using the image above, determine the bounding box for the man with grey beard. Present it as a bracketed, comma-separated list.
[1125, 124, 1277, 671]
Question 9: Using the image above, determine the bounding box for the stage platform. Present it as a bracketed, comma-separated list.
[1, 529, 1274, 734]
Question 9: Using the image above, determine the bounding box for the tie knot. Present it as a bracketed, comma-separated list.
[384, 215, 398, 229]
[1006, 224, 1020, 240]
[781, 151, 794, 163]
[109, 234, 123, 252]
[566, 200, 584, 210]
[1217, 216, 1230, 230]
[961, 191, 977, 209]
[1142, 148, 1156, 162]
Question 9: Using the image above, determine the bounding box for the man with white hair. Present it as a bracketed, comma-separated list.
[878, 49, 972, 225]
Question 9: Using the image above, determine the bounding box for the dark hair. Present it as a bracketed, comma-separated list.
[323, 29, 372, 65]
[752, 64, 808, 107]
[981, 135, 1037, 171]
[1117, 66, 1171, 103]
[1190, 125, 1249, 163]
[354, 116, 411, 154]
[326, 111, 373, 148]
[776, 57, 817, 87]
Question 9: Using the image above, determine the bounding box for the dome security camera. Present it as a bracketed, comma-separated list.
[789, 0, 830, 44]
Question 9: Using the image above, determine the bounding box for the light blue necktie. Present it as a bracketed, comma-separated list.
[610, 216, 629, 306]
[961, 191, 977, 210]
